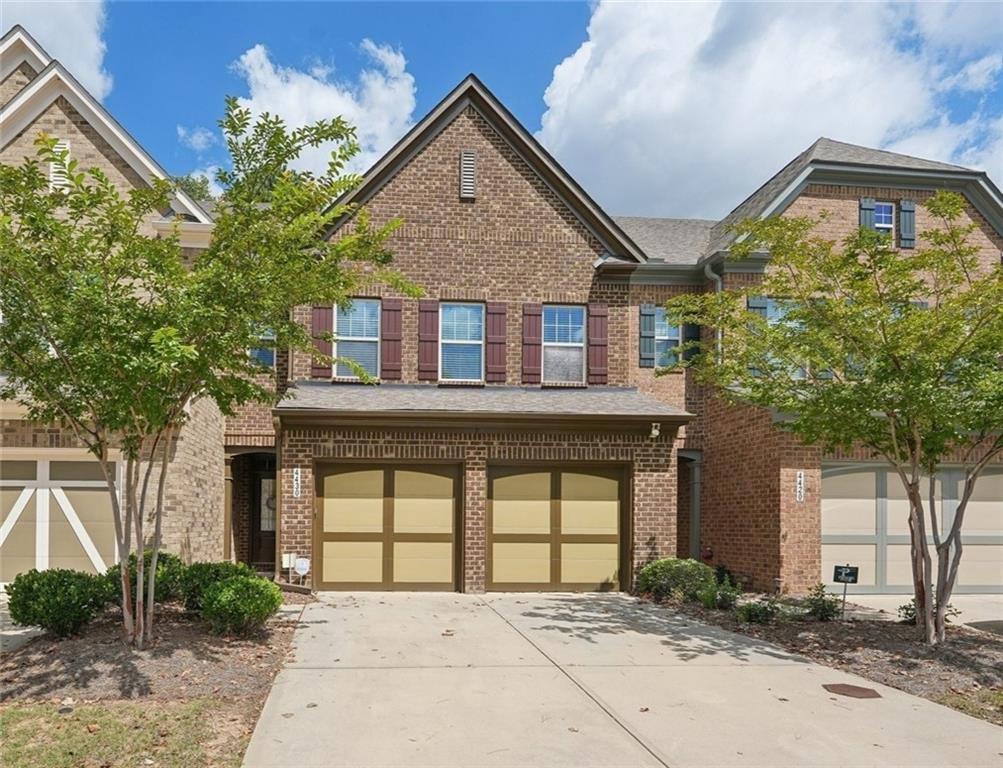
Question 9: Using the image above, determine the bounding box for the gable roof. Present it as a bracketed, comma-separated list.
[706, 137, 998, 258]
[330, 74, 646, 262]
[614, 217, 715, 265]
[0, 25, 49, 82]
[0, 25, 212, 224]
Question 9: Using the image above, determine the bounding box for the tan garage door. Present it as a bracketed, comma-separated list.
[315, 465, 458, 591]
[1, 457, 118, 582]
[487, 466, 624, 591]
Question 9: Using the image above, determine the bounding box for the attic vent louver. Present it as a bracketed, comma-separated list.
[49, 139, 71, 191]
[459, 150, 476, 199]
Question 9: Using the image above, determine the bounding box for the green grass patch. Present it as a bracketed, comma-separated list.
[935, 688, 1003, 727]
[0, 698, 245, 768]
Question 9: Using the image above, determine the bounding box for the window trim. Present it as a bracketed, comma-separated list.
[439, 301, 485, 383]
[653, 307, 682, 367]
[542, 304, 587, 384]
[873, 201, 895, 234]
[333, 298, 381, 380]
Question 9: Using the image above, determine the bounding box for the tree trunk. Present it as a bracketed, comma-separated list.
[906, 483, 936, 644]
[97, 449, 134, 644]
[120, 457, 137, 644]
[145, 427, 173, 640]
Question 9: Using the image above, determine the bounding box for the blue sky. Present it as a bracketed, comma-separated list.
[5, 1, 1002, 218]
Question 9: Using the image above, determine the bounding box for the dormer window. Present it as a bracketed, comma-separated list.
[874, 202, 894, 234]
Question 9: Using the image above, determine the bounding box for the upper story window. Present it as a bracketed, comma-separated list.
[249, 329, 276, 368]
[874, 202, 894, 234]
[748, 297, 806, 380]
[543, 305, 586, 383]
[335, 298, 380, 378]
[654, 308, 682, 366]
[440, 302, 484, 381]
[49, 139, 71, 192]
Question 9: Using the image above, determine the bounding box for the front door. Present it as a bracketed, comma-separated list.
[251, 467, 277, 567]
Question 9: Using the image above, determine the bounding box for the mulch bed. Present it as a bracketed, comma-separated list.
[670, 599, 1003, 726]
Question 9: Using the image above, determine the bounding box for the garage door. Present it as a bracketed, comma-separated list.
[822, 466, 1002, 594]
[487, 467, 624, 591]
[315, 465, 458, 591]
[1, 457, 118, 582]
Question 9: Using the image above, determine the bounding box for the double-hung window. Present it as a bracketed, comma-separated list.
[249, 329, 276, 368]
[335, 298, 380, 378]
[749, 297, 807, 380]
[874, 202, 894, 235]
[542, 305, 586, 383]
[654, 308, 682, 366]
[440, 302, 484, 381]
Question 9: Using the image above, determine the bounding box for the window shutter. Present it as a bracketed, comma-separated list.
[380, 298, 402, 380]
[747, 296, 768, 317]
[587, 303, 608, 385]
[417, 299, 439, 381]
[899, 200, 916, 248]
[310, 305, 333, 378]
[683, 324, 701, 362]
[859, 197, 876, 230]
[639, 304, 656, 368]
[485, 302, 507, 382]
[521, 303, 542, 384]
[459, 150, 476, 199]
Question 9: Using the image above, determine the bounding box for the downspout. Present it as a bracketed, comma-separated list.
[689, 457, 702, 560]
[703, 259, 723, 361]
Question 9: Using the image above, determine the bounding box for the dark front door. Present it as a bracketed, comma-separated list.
[251, 464, 277, 567]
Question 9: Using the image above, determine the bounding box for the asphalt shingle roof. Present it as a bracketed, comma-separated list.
[277, 382, 689, 419]
[614, 217, 716, 265]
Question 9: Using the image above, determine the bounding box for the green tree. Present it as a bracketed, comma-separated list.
[0, 100, 413, 647]
[664, 191, 1003, 645]
[174, 173, 214, 202]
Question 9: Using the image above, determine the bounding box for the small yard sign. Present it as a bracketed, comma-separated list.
[833, 565, 859, 584]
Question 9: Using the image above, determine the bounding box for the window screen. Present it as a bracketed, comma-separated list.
[335, 299, 380, 378]
[543, 305, 585, 383]
[441, 303, 484, 381]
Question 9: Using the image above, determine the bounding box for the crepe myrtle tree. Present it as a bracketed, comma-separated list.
[0, 99, 414, 647]
[663, 191, 1003, 645]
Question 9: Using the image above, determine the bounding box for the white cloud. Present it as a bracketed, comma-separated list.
[176, 125, 217, 153]
[538, 1, 1003, 219]
[3, 1, 112, 100]
[232, 39, 416, 174]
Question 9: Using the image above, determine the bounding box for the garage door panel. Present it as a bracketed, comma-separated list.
[394, 470, 453, 534]
[492, 472, 550, 535]
[393, 542, 453, 583]
[957, 545, 1003, 586]
[50, 461, 106, 482]
[491, 542, 550, 583]
[823, 544, 876, 587]
[0, 461, 37, 481]
[323, 469, 384, 533]
[964, 473, 1002, 536]
[322, 541, 384, 583]
[560, 543, 618, 586]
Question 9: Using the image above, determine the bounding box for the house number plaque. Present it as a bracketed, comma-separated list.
[292, 467, 301, 499]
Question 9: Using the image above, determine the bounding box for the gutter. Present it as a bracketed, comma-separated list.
[704, 259, 723, 361]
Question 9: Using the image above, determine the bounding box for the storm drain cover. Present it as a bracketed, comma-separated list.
[823, 683, 881, 699]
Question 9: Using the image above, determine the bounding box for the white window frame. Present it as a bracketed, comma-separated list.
[874, 201, 895, 234]
[654, 307, 682, 366]
[333, 298, 381, 380]
[542, 304, 587, 384]
[248, 329, 276, 369]
[49, 139, 71, 192]
[439, 301, 485, 383]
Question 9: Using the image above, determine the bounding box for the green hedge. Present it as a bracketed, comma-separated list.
[636, 558, 716, 601]
[6, 569, 112, 636]
[105, 550, 187, 606]
[200, 575, 283, 635]
[181, 561, 257, 612]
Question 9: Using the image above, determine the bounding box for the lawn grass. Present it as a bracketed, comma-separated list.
[936, 688, 1003, 725]
[0, 698, 250, 768]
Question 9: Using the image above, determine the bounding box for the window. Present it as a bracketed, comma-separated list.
[49, 140, 71, 191]
[654, 308, 682, 366]
[335, 299, 380, 378]
[249, 329, 276, 368]
[543, 305, 586, 383]
[874, 202, 894, 234]
[440, 302, 484, 381]
[748, 297, 806, 380]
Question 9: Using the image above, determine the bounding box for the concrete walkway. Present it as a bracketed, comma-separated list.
[243, 593, 1003, 767]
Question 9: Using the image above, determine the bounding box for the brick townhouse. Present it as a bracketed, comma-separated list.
[1, 25, 1000, 594]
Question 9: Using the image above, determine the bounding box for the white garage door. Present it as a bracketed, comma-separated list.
[822, 465, 1003, 594]
[1, 455, 119, 582]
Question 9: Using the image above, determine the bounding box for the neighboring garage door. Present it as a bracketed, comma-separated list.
[487, 466, 625, 591]
[822, 466, 1003, 594]
[1, 457, 118, 582]
[315, 465, 458, 591]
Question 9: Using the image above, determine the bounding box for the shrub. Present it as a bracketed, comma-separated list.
[804, 582, 840, 622]
[696, 576, 741, 610]
[897, 598, 961, 625]
[6, 569, 112, 636]
[714, 564, 736, 586]
[106, 550, 187, 606]
[181, 561, 257, 611]
[637, 558, 716, 601]
[200, 575, 283, 635]
[735, 598, 780, 624]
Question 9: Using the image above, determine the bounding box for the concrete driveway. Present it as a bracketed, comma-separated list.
[243, 593, 1003, 767]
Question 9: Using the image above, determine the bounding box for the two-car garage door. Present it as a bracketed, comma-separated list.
[314, 464, 625, 592]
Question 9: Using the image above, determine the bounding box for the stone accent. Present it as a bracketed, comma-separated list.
[278, 426, 678, 593]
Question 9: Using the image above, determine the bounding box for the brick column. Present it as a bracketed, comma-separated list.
[279, 433, 315, 584]
[463, 446, 487, 593]
[630, 437, 677, 587]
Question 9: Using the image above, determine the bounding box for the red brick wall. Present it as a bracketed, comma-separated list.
[278, 425, 678, 593]
[676, 461, 691, 558]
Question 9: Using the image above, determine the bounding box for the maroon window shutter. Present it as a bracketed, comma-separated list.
[417, 299, 439, 381]
[485, 302, 507, 383]
[380, 298, 402, 380]
[587, 303, 608, 384]
[522, 303, 542, 384]
[310, 305, 333, 378]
